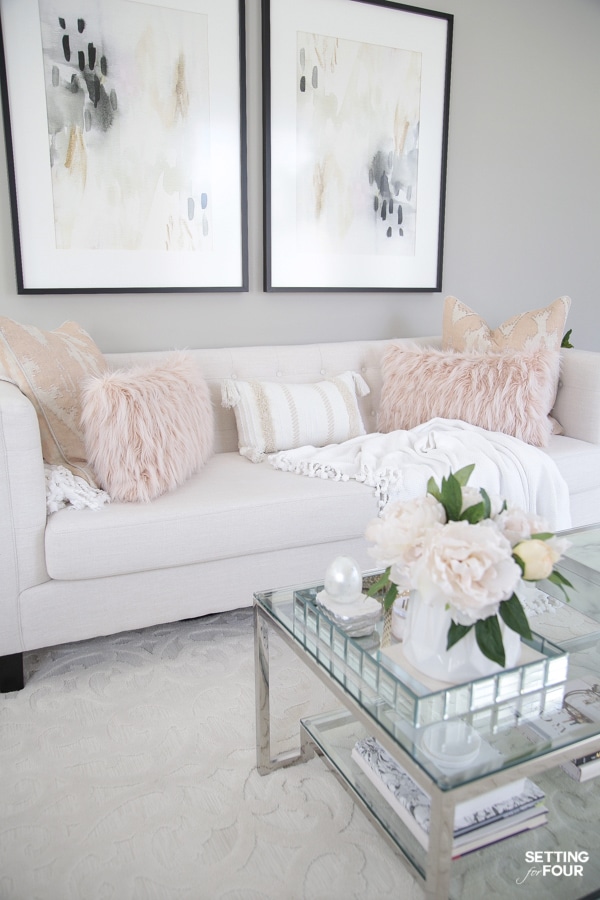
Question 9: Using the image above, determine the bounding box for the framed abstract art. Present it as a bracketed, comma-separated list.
[0, 0, 248, 292]
[262, 0, 453, 292]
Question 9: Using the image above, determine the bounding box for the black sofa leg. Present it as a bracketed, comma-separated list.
[0, 652, 24, 692]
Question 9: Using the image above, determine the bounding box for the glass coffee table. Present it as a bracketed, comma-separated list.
[254, 525, 600, 900]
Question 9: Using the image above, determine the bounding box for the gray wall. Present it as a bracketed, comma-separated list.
[1, 0, 598, 352]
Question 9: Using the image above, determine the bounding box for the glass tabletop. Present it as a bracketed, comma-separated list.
[255, 562, 600, 790]
[554, 522, 600, 591]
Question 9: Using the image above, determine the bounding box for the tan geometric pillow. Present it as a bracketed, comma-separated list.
[442, 295, 571, 352]
[0, 317, 107, 484]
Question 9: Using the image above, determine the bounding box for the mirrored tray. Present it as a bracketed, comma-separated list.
[293, 587, 569, 734]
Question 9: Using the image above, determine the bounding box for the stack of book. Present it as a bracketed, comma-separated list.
[352, 736, 548, 859]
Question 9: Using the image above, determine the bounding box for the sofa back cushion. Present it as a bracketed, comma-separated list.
[104, 338, 439, 455]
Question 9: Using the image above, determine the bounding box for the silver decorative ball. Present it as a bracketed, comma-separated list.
[324, 556, 363, 604]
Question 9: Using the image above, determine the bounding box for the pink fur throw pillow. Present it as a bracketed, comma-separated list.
[80, 352, 214, 502]
[378, 344, 561, 447]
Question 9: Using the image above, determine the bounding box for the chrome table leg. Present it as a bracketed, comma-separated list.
[254, 604, 315, 775]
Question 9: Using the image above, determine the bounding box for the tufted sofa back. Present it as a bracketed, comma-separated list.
[105, 336, 440, 454]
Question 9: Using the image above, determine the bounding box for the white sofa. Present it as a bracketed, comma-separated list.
[2, 336, 600, 691]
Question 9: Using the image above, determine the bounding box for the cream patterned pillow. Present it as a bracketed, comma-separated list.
[222, 371, 369, 462]
[0, 317, 107, 483]
[442, 295, 571, 352]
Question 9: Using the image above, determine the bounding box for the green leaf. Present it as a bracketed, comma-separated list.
[441, 474, 463, 521]
[446, 619, 473, 650]
[366, 568, 392, 598]
[452, 464, 475, 487]
[530, 532, 554, 541]
[479, 488, 492, 520]
[561, 328, 573, 349]
[546, 569, 573, 601]
[459, 501, 485, 524]
[383, 582, 398, 611]
[427, 476, 442, 502]
[550, 569, 573, 588]
[474, 615, 506, 667]
[499, 594, 532, 640]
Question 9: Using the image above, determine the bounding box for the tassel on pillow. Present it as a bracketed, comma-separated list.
[221, 379, 241, 409]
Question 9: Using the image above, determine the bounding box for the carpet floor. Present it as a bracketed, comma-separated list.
[1, 609, 598, 900]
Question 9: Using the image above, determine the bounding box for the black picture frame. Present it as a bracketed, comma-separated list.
[262, 0, 453, 292]
[0, 0, 248, 293]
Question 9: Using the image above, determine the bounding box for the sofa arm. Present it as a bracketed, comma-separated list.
[552, 349, 600, 445]
[0, 380, 49, 657]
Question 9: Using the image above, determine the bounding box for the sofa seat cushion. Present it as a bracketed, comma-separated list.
[542, 434, 600, 496]
[45, 452, 380, 581]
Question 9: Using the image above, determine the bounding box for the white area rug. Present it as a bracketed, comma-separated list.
[1, 610, 599, 900]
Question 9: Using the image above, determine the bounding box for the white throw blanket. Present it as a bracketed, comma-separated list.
[45, 465, 111, 514]
[268, 418, 572, 530]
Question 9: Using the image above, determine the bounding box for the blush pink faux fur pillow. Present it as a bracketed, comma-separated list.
[378, 344, 561, 447]
[80, 352, 214, 502]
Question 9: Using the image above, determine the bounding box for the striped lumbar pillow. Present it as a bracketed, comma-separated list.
[222, 371, 369, 462]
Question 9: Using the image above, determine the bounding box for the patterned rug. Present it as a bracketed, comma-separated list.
[1, 609, 598, 900]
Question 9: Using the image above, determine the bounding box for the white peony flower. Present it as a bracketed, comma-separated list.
[494, 508, 550, 546]
[460, 486, 486, 514]
[460, 486, 505, 519]
[486, 492, 506, 518]
[413, 520, 522, 624]
[365, 495, 446, 578]
[461, 486, 483, 512]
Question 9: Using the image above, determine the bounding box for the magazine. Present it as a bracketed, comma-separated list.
[451, 809, 549, 858]
[352, 736, 547, 855]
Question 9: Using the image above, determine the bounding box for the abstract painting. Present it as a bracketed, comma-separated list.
[263, 0, 452, 291]
[0, 0, 247, 292]
[40, 0, 211, 253]
[297, 31, 421, 257]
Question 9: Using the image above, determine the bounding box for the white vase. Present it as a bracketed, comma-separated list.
[402, 591, 522, 684]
